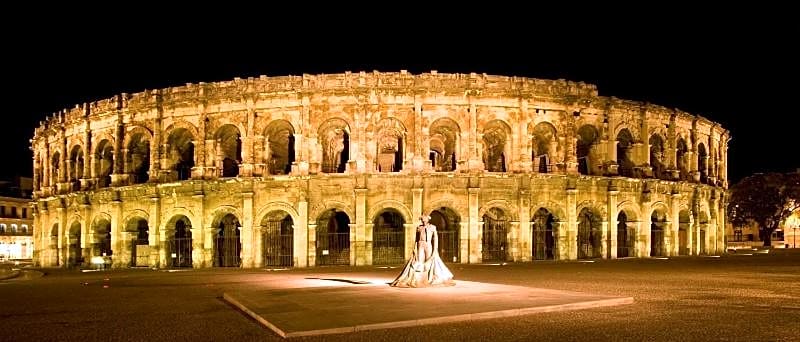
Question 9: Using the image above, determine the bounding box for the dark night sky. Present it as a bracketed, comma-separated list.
[4, 15, 796, 185]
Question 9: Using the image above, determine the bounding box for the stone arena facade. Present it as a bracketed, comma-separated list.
[30, 71, 729, 269]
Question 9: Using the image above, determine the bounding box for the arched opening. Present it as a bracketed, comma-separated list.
[577, 125, 599, 175]
[94, 140, 114, 188]
[319, 118, 350, 174]
[69, 145, 84, 189]
[215, 124, 242, 178]
[676, 138, 689, 180]
[68, 221, 82, 267]
[532, 208, 557, 260]
[127, 217, 149, 267]
[375, 118, 405, 173]
[483, 120, 511, 172]
[429, 118, 460, 172]
[679, 209, 691, 255]
[531, 122, 557, 173]
[372, 209, 405, 265]
[264, 120, 296, 175]
[316, 209, 351, 265]
[166, 215, 192, 267]
[578, 207, 602, 259]
[482, 207, 508, 262]
[616, 129, 634, 177]
[698, 143, 708, 183]
[698, 212, 709, 255]
[429, 207, 461, 263]
[214, 213, 241, 267]
[167, 128, 195, 181]
[261, 210, 294, 267]
[649, 134, 666, 179]
[617, 210, 636, 258]
[51, 152, 61, 185]
[650, 209, 668, 257]
[127, 133, 150, 184]
[92, 218, 112, 257]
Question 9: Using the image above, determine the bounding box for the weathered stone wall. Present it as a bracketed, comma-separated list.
[30, 71, 729, 268]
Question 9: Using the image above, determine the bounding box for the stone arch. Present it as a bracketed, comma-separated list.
[214, 124, 243, 177]
[163, 120, 199, 142]
[264, 119, 296, 175]
[576, 200, 607, 220]
[676, 136, 690, 180]
[531, 201, 566, 222]
[678, 208, 692, 255]
[613, 124, 639, 142]
[123, 209, 150, 227]
[429, 117, 461, 172]
[650, 202, 670, 257]
[577, 124, 601, 175]
[531, 207, 558, 260]
[479, 199, 518, 221]
[616, 201, 641, 222]
[126, 127, 152, 184]
[260, 208, 295, 267]
[68, 144, 85, 184]
[367, 200, 413, 225]
[482, 119, 513, 172]
[67, 220, 82, 266]
[318, 117, 352, 173]
[94, 138, 115, 187]
[208, 205, 244, 229]
[374, 117, 407, 173]
[163, 214, 193, 267]
[616, 128, 635, 177]
[315, 206, 352, 266]
[481, 206, 510, 262]
[161, 207, 197, 232]
[649, 133, 667, 179]
[255, 202, 300, 227]
[208, 119, 247, 140]
[91, 213, 113, 257]
[165, 127, 196, 181]
[123, 126, 153, 148]
[529, 121, 558, 173]
[698, 142, 708, 183]
[309, 201, 355, 225]
[424, 197, 468, 219]
[650, 202, 672, 220]
[577, 206, 603, 259]
[212, 211, 241, 267]
[51, 150, 61, 183]
[371, 206, 406, 265]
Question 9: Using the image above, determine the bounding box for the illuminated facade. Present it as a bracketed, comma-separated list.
[30, 71, 729, 268]
[0, 196, 33, 260]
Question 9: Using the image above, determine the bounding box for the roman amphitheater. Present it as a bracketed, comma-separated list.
[30, 71, 729, 269]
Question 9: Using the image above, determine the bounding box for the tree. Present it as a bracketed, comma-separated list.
[728, 172, 800, 246]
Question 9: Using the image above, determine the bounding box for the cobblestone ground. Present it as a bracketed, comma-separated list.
[1, 250, 798, 341]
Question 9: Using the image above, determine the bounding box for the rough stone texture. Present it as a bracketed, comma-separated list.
[30, 71, 729, 268]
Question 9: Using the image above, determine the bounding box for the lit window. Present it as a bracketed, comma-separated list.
[21, 225, 28, 233]
[11, 224, 17, 233]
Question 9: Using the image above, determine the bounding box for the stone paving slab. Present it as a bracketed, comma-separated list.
[223, 277, 634, 338]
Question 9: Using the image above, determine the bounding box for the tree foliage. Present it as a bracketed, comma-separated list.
[728, 172, 800, 245]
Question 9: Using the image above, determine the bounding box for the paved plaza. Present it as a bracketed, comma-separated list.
[1, 249, 799, 341]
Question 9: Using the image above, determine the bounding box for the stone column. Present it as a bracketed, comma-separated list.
[354, 188, 367, 266]
[671, 193, 681, 256]
[253, 225, 263, 268]
[518, 190, 531, 262]
[148, 197, 160, 268]
[642, 210, 652, 257]
[110, 199, 123, 267]
[296, 198, 309, 267]
[241, 192, 254, 267]
[565, 189, 577, 260]
[404, 223, 415, 261]
[307, 223, 316, 267]
[468, 188, 481, 263]
[607, 188, 619, 259]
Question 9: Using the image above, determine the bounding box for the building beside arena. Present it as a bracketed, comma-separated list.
[30, 71, 729, 268]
